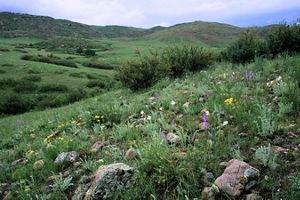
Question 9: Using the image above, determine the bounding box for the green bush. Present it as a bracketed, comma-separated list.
[13, 80, 38, 93]
[67, 88, 88, 102]
[163, 46, 214, 77]
[116, 52, 168, 90]
[83, 61, 115, 70]
[21, 54, 77, 68]
[39, 84, 68, 93]
[268, 24, 300, 56]
[0, 78, 17, 89]
[225, 31, 261, 63]
[86, 80, 107, 88]
[0, 95, 34, 115]
[22, 75, 42, 82]
[84, 49, 96, 56]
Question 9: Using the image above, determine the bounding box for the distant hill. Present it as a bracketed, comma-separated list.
[0, 12, 148, 38]
[0, 12, 276, 46]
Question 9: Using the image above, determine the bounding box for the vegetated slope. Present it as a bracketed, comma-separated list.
[144, 21, 244, 46]
[0, 55, 299, 199]
[0, 12, 148, 38]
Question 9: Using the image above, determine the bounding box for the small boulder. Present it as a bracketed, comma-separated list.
[214, 159, 259, 197]
[124, 148, 136, 160]
[201, 184, 219, 200]
[84, 163, 134, 200]
[55, 151, 79, 164]
[33, 160, 45, 169]
[91, 141, 104, 153]
[11, 158, 28, 169]
[166, 132, 180, 144]
[201, 172, 215, 187]
[246, 193, 262, 200]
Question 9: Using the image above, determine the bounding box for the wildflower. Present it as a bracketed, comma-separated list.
[58, 124, 65, 129]
[200, 112, 210, 129]
[95, 115, 100, 119]
[224, 97, 237, 105]
[246, 71, 254, 81]
[140, 110, 145, 116]
[24, 185, 31, 193]
[16, 120, 25, 126]
[147, 115, 152, 120]
[170, 100, 176, 106]
[26, 149, 37, 158]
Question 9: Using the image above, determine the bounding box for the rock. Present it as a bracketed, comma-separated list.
[84, 163, 134, 200]
[287, 132, 297, 138]
[214, 159, 259, 197]
[201, 172, 215, 186]
[219, 161, 228, 168]
[246, 193, 262, 200]
[170, 100, 176, 106]
[33, 160, 45, 169]
[91, 141, 104, 152]
[55, 151, 79, 163]
[183, 102, 190, 108]
[72, 184, 91, 200]
[11, 158, 28, 169]
[201, 184, 219, 200]
[272, 146, 288, 154]
[166, 132, 180, 144]
[124, 148, 136, 160]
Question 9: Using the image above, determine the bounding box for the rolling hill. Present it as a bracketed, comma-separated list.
[0, 12, 276, 46]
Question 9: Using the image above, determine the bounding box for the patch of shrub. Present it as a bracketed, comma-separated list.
[21, 54, 77, 68]
[22, 75, 42, 82]
[0, 78, 17, 89]
[268, 24, 300, 56]
[116, 52, 168, 90]
[0, 95, 35, 115]
[13, 80, 38, 93]
[14, 48, 28, 53]
[224, 31, 262, 63]
[27, 69, 41, 74]
[67, 88, 88, 102]
[36, 94, 69, 108]
[39, 84, 68, 93]
[0, 47, 10, 52]
[163, 46, 214, 77]
[83, 61, 115, 70]
[0, 69, 6, 74]
[2, 63, 14, 67]
[84, 49, 96, 56]
[69, 72, 84, 78]
[86, 80, 107, 88]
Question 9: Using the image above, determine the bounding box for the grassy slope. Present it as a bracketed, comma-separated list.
[0, 55, 299, 199]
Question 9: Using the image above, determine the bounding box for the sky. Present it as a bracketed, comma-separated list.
[0, 0, 300, 28]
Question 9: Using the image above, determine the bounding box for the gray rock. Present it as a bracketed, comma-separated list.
[244, 168, 260, 179]
[55, 151, 79, 163]
[166, 132, 180, 144]
[201, 172, 215, 186]
[201, 184, 219, 200]
[245, 180, 257, 191]
[246, 193, 262, 200]
[84, 163, 134, 200]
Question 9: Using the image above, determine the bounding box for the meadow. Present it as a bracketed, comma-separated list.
[0, 15, 299, 199]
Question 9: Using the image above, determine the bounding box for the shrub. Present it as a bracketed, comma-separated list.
[39, 84, 68, 93]
[116, 52, 168, 90]
[83, 61, 115, 70]
[22, 75, 42, 82]
[13, 80, 38, 93]
[268, 24, 300, 56]
[0, 70, 6, 74]
[0, 95, 34, 115]
[67, 88, 88, 102]
[225, 31, 261, 63]
[21, 54, 77, 68]
[84, 49, 96, 56]
[86, 80, 107, 88]
[69, 72, 84, 78]
[0, 47, 10, 52]
[0, 78, 17, 89]
[2, 63, 14, 67]
[163, 46, 214, 77]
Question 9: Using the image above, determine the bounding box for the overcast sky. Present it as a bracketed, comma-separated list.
[1, 0, 300, 28]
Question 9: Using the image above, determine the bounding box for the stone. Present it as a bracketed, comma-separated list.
[84, 163, 134, 200]
[124, 148, 136, 160]
[55, 151, 79, 163]
[91, 141, 104, 152]
[166, 132, 180, 144]
[72, 184, 91, 200]
[219, 161, 228, 168]
[11, 158, 28, 169]
[214, 159, 259, 197]
[201, 184, 219, 200]
[183, 102, 190, 108]
[272, 146, 288, 154]
[246, 193, 262, 200]
[33, 160, 45, 169]
[201, 172, 215, 186]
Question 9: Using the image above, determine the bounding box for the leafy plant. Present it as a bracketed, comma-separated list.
[255, 144, 279, 170]
[50, 174, 73, 192]
[254, 104, 276, 137]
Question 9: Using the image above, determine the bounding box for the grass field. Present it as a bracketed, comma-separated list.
[0, 53, 299, 199]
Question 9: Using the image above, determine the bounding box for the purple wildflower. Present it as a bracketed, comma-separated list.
[16, 120, 25, 126]
[201, 113, 210, 129]
[246, 71, 254, 81]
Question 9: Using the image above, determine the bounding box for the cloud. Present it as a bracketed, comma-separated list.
[0, 0, 300, 27]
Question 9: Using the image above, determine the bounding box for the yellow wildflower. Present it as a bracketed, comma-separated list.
[95, 115, 100, 119]
[224, 97, 237, 105]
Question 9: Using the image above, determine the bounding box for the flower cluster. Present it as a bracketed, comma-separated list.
[95, 115, 104, 123]
[224, 97, 237, 105]
[26, 149, 37, 158]
[200, 109, 210, 130]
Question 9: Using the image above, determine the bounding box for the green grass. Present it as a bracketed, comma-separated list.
[0, 54, 299, 199]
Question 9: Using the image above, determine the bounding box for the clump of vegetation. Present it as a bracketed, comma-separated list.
[117, 46, 215, 90]
[39, 84, 68, 93]
[0, 95, 34, 115]
[83, 61, 115, 70]
[22, 75, 42, 82]
[0, 47, 10, 52]
[13, 80, 38, 93]
[21, 54, 77, 68]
